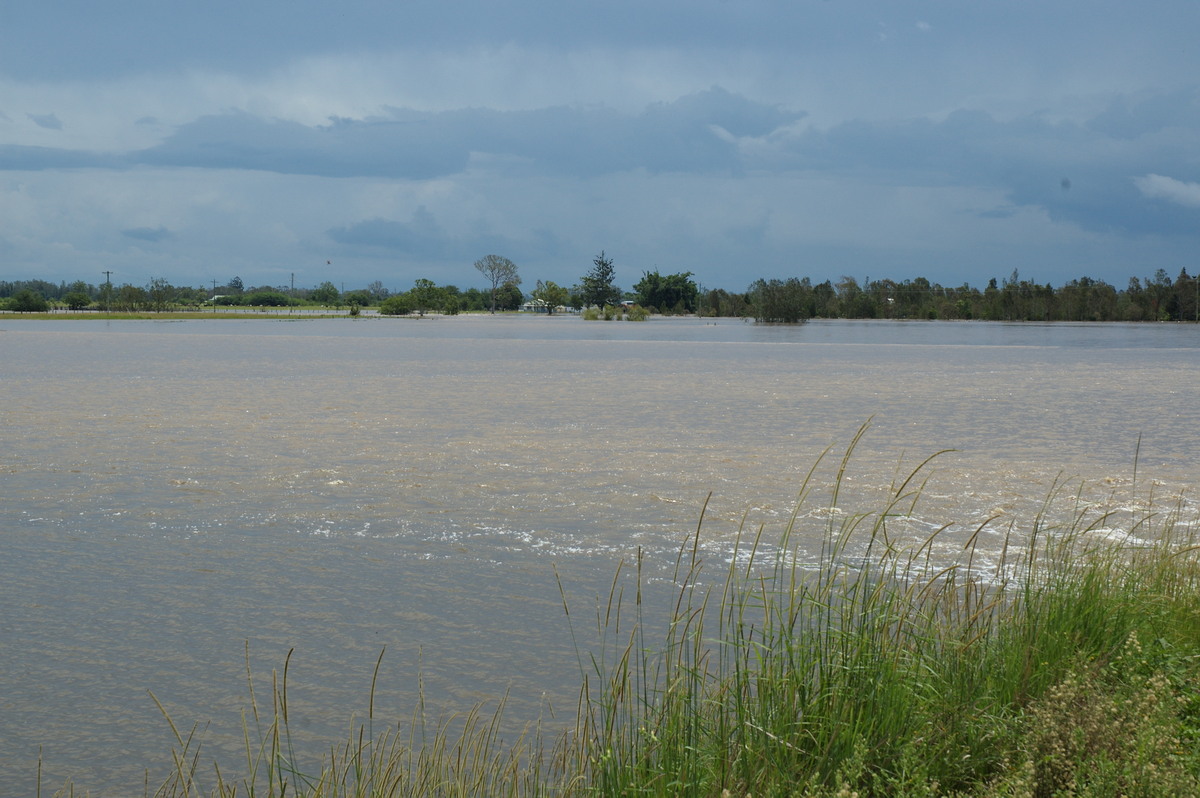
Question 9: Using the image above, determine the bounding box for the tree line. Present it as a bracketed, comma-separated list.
[709, 269, 1200, 323]
[0, 275, 524, 315]
[3, 263, 1198, 323]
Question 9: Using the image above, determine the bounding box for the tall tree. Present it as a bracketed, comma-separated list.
[310, 281, 340, 305]
[494, 281, 524, 311]
[749, 278, 811, 324]
[63, 290, 91, 310]
[410, 278, 444, 316]
[474, 254, 520, 313]
[147, 278, 175, 311]
[1148, 268, 1172, 320]
[580, 251, 621, 308]
[367, 280, 389, 301]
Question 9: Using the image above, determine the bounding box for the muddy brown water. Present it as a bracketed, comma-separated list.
[2, 316, 1197, 794]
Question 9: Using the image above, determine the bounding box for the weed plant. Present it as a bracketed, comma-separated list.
[580, 305, 648, 321]
[42, 430, 1200, 796]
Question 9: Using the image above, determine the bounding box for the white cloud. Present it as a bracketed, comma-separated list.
[1134, 173, 1200, 208]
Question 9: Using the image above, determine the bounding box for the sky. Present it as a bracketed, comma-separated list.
[2, 1, 1199, 295]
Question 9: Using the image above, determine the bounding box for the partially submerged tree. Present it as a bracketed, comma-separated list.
[580, 251, 621, 308]
[634, 270, 698, 314]
[474, 254, 521, 313]
[379, 294, 414, 315]
[749, 278, 811, 324]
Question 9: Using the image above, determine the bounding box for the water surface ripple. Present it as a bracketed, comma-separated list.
[2, 317, 1197, 794]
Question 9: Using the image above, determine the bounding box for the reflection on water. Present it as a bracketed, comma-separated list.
[2, 317, 1198, 794]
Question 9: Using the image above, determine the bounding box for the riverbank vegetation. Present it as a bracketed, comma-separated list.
[6, 264, 1199, 322]
[4, 310, 358, 321]
[0, 276, 522, 317]
[41, 436, 1200, 796]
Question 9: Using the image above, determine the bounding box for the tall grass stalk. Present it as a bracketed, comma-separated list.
[570, 430, 1200, 796]
[141, 643, 570, 798]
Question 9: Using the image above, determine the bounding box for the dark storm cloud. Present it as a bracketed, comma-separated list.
[0, 145, 118, 170]
[135, 88, 800, 179]
[0, 0, 899, 80]
[137, 111, 470, 179]
[1, 87, 795, 178]
[328, 208, 446, 252]
[767, 87, 1200, 236]
[327, 206, 567, 261]
[27, 113, 63, 130]
[6, 84, 1198, 243]
[122, 226, 173, 242]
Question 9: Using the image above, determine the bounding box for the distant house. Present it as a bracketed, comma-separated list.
[521, 299, 573, 314]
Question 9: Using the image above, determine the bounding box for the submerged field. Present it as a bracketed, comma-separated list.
[5, 317, 1198, 796]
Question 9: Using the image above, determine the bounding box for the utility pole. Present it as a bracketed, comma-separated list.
[102, 270, 112, 312]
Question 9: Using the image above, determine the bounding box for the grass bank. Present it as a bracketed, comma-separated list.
[45, 435, 1200, 796]
[572, 437, 1200, 797]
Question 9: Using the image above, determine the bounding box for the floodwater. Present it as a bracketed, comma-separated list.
[2, 315, 1198, 794]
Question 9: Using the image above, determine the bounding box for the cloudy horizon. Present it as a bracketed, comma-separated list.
[2, 1, 1198, 294]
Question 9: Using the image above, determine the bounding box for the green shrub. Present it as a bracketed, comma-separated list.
[343, 289, 373, 307]
[63, 291, 92, 310]
[9, 288, 49, 312]
[243, 290, 294, 307]
[379, 295, 414, 315]
[1002, 651, 1198, 797]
